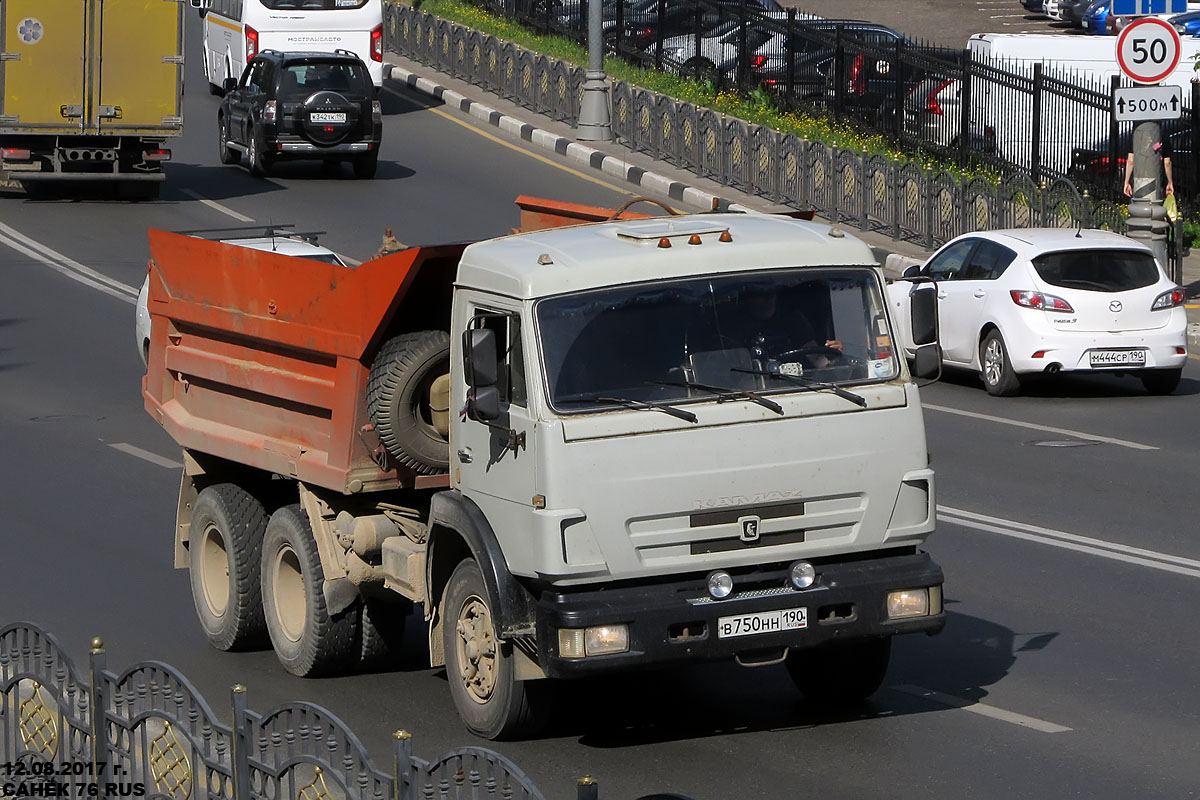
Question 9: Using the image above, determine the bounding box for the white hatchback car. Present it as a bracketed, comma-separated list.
[136, 231, 347, 366]
[887, 228, 1188, 396]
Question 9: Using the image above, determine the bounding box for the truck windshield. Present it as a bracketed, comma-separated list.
[537, 267, 897, 413]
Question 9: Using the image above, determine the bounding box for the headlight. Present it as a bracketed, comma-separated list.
[558, 624, 630, 658]
[887, 588, 930, 619]
[789, 561, 816, 589]
[706, 570, 734, 599]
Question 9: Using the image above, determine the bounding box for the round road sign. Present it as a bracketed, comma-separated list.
[1116, 18, 1181, 85]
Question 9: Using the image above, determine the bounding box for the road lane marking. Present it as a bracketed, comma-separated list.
[923, 403, 1157, 451]
[108, 443, 183, 469]
[181, 189, 255, 222]
[893, 685, 1073, 733]
[383, 85, 630, 196]
[938, 505, 1200, 579]
[0, 221, 138, 304]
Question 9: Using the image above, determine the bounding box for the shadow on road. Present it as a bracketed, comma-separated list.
[542, 606, 1031, 747]
[380, 83, 442, 116]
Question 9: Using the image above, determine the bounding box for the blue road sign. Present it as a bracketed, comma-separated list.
[1112, 0, 1187, 15]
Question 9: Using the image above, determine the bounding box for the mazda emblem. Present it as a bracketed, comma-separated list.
[1109, 301, 1123, 312]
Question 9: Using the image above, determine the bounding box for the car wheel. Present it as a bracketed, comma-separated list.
[1141, 367, 1182, 395]
[218, 114, 240, 165]
[353, 153, 378, 179]
[980, 330, 1022, 396]
[247, 128, 270, 177]
[680, 57, 719, 83]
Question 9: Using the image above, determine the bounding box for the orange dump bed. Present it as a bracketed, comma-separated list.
[141, 195, 686, 494]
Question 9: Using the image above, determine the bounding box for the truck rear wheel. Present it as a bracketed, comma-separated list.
[786, 638, 892, 706]
[442, 559, 548, 739]
[367, 331, 451, 474]
[189, 484, 269, 651]
[261, 505, 357, 677]
[357, 595, 411, 670]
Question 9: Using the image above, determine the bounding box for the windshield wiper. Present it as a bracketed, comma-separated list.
[561, 395, 699, 423]
[646, 380, 784, 415]
[731, 367, 868, 408]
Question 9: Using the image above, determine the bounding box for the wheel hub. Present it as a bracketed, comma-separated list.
[200, 523, 230, 618]
[983, 339, 1003, 385]
[454, 596, 497, 703]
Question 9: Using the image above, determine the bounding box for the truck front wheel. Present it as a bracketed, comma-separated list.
[189, 484, 269, 651]
[442, 560, 547, 739]
[261, 505, 357, 677]
[785, 638, 892, 706]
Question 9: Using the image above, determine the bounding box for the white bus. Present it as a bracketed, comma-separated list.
[199, 0, 384, 92]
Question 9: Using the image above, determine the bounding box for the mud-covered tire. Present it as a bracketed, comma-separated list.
[357, 595, 411, 670]
[367, 331, 452, 474]
[443, 559, 549, 739]
[786, 638, 892, 706]
[260, 505, 357, 677]
[189, 484, 269, 651]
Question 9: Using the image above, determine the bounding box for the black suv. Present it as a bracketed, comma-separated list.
[218, 50, 382, 179]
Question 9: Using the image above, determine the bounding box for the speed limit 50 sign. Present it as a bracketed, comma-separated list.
[1116, 17, 1182, 84]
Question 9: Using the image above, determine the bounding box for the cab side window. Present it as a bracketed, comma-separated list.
[240, 59, 265, 91]
[472, 311, 527, 408]
[924, 239, 976, 282]
[961, 240, 1017, 281]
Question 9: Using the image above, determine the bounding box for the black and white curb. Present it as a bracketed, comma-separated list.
[384, 63, 751, 213]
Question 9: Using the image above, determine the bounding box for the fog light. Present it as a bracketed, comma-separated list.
[789, 560, 816, 589]
[706, 570, 733, 599]
[585, 624, 629, 655]
[558, 628, 585, 659]
[887, 588, 930, 619]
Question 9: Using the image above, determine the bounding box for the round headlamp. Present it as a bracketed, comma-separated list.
[706, 570, 734, 599]
[789, 560, 816, 590]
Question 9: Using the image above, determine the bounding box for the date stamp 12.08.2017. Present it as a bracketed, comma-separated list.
[0, 760, 146, 797]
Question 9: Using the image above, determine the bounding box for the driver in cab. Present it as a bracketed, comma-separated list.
[728, 286, 842, 373]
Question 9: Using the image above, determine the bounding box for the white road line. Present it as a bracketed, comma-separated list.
[0, 220, 139, 299]
[893, 685, 1073, 733]
[0, 229, 137, 305]
[938, 506, 1200, 579]
[181, 189, 255, 222]
[923, 403, 1157, 451]
[108, 443, 183, 469]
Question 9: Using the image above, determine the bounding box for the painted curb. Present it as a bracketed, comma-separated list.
[383, 62, 757, 214]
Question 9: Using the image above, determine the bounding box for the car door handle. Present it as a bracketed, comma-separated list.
[937, 292, 947, 299]
[457, 448, 473, 464]
[973, 290, 986, 298]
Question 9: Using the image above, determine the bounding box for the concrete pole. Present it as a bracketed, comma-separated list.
[1125, 120, 1169, 270]
[577, 0, 613, 141]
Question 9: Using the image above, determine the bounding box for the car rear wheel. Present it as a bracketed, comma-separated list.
[980, 330, 1022, 396]
[218, 115, 240, 165]
[1141, 367, 1182, 395]
[353, 153, 378, 179]
[247, 128, 271, 177]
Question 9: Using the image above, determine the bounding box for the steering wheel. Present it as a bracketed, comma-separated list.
[775, 344, 845, 363]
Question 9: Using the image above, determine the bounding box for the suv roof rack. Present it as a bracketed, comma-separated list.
[333, 48, 357, 57]
[173, 224, 329, 245]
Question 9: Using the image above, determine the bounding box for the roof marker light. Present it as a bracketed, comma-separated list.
[658, 237, 672, 248]
[537, 253, 554, 265]
[688, 234, 702, 245]
[719, 231, 733, 242]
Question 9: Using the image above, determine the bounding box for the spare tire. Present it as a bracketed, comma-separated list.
[368, 331, 451, 474]
[297, 90, 360, 147]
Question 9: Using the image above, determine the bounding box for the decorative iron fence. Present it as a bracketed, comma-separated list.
[0, 622, 652, 800]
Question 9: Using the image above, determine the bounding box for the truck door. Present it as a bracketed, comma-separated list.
[454, 298, 537, 521]
[96, 0, 183, 131]
[0, 0, 87, 130]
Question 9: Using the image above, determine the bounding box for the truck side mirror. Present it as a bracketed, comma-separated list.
[462, 328, 498, 388]
[910, 284, 938, 347]
[911, 344, 941, 380]
[468, 386, 501, 422]
[222, 77, 239, 94]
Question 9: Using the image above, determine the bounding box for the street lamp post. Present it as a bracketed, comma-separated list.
[577, 0, 613, 141]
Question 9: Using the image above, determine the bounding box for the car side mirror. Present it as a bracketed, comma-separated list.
[912, 344, 941, 380]
[468, 386, 501, 422]
[222, 77, 239, 93]
[462, 327, 498, 388]
[910, 284, 938, 347]
[902, 264, 922, 279]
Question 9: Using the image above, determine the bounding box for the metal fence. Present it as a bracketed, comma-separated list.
[0, 622, 647, 800]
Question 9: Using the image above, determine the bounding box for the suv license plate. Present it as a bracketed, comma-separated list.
[717, 607, 807, 639]
[311, 112, 347, 123]
[1090, 349, 1146, 367]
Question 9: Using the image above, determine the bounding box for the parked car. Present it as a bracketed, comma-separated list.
[218, 49, 383, 178]
[1082, 0, 1111, 34]
[1171, 8, 1200, 35]
[1069, 123, 1194, 196]
[136, 228, 348, 365]
[886, 229, 1188, 396]
[1060, 0, 1091, 26]
[1044, 0, 1065, 21]
[1020, 0, 1045, 13]
[612, 0, 783, 52]
[652, 13, 788, 80]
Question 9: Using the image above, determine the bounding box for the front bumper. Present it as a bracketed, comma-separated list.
[533, 549, 944, 679]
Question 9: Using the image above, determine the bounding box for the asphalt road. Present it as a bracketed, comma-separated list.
[3, 15, 1200, 800]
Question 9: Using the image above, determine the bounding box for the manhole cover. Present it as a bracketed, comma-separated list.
[1025, 439, 1098, 448]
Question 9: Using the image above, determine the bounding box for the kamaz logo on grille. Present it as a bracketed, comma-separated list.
[739, 515, 762, 542]
[694, 489, 803, 510]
